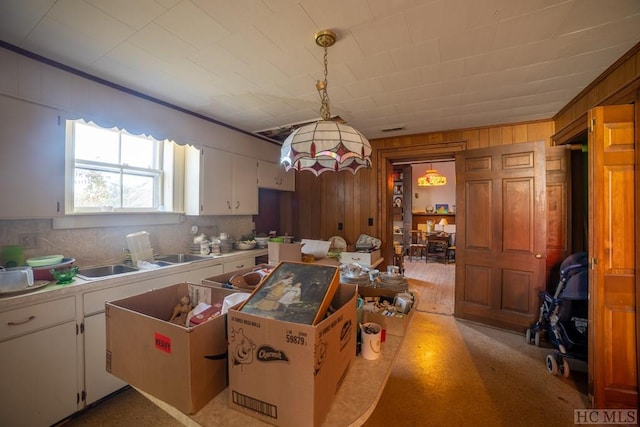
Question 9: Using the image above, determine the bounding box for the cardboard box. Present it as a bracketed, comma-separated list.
[340, 249, 381, 267]
[201, 264, 271, 289]
[268, 242, 302, 264]
[238, 261, 341, 326]
[105, 283, 236, 414]
[227, 283, 357, 427]
[359, 286, 417, 337]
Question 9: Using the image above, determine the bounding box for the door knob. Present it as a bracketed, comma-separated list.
[535, 253, 543, 259]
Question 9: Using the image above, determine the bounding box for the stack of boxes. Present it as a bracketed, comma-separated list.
[105, 262, 357, 426]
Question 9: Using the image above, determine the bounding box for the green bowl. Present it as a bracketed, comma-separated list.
[50, 266, 79, 284]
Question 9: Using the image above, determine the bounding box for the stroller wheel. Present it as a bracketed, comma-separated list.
[546, 354, 559, 375]
[562, 359, 570, 378]
[534, 331, 541, 347]
[525, 328, 531, 344]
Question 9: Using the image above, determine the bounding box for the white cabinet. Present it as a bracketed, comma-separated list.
[222, 256, 255, 273]
[186, 146, 258, 215]
[84, 313, 126, 405]
[258, 160, 295, 191]
[0, 95, 64, 218]
[0, 297, 78, 427]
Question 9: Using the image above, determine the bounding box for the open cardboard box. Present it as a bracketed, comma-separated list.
[227, 280, 357, 427]
[105, 283, 237, 414]
[359, 286, 418, 337]
[267, 241, 302, 264]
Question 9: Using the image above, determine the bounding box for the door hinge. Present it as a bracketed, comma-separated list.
[590, 257, 597, 269]
[589, 118, 596, 132]
[81, 390, 86, 403]
[77, 322, 84, 335]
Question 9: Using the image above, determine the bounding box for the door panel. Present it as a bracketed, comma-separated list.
[588, 104, 637, 408]
[455, 141, 546, 331]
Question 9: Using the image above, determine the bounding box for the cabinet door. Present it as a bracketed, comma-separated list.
[0, 321, 78, 426]
[84, 313, 126, 405]
[232, 154, 258, 214]
[0, 96, 64, 218]
[258, 160, 295, 191]
[202, 147, 234, 214]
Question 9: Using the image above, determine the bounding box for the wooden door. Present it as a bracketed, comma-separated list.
[454, 141, 546, 331]
[546, 145, 570, 289]
[588, 105, 638, 408]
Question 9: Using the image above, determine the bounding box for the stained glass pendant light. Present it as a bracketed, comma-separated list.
[280, 30, 372, 176]
[417, 165, 447, 186]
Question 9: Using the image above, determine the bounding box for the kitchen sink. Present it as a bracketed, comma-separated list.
[77, 264, 139, 279]
[154, 254, 209, 263]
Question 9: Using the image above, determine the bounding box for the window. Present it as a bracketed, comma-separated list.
[66, 120, 180, 213]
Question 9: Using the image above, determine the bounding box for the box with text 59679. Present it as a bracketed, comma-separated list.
[227, 263, 356, 427]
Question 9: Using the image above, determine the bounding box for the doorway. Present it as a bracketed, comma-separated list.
[390, 158, 457, 315]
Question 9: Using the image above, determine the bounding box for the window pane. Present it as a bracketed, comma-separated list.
[122, 133, 157, 168]
[75, 122, 119, 163]
[123, 174, 154, 208]
[74, 168, 121, 208]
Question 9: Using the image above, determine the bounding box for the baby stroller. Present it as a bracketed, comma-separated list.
[525, 252, 589, 377]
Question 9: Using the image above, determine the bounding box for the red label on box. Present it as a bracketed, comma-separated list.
[155, 332, 171, 353]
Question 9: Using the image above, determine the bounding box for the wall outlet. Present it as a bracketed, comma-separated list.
[20, 233, 41, 249]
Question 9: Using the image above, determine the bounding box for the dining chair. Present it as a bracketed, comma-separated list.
[408, 230, 428, 262]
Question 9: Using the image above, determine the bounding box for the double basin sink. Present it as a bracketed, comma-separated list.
[77, 254, 208, 279]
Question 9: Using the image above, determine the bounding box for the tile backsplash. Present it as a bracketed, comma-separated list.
[0, 216, 253, 267]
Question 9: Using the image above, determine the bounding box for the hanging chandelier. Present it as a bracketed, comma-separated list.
[417, 165, 447, 186]
[280, 30, 372, 176]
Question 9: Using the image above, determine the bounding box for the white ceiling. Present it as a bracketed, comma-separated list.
[1, 0, 639, 143]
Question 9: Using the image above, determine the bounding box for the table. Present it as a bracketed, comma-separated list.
[426, 234, 450, 263]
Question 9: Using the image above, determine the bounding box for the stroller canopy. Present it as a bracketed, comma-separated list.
[562, 269, 588, 300]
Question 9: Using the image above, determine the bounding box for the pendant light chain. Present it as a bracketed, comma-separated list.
[317, 45, 331, 120]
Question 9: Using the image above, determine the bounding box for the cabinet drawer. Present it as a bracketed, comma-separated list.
[0, 297, 76, 341]
[84, 281, 156, 315]
[223, 257, 255, 273]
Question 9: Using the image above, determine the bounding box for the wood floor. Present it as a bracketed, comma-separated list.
[402, 256, 455, 315]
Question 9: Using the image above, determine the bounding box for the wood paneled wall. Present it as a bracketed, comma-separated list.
[291, 120, 554, 249]
[553, 42, 640, 144]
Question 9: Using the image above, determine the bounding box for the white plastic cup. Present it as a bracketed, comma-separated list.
[361, 322, 382, 360]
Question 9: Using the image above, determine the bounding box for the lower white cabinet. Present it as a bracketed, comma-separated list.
[83, 312, 126, 405]
[222, 256, 255, 273]
[0, 259, 241, 425]
[0, 297, 78, 427]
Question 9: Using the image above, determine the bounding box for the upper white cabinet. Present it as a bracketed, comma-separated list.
[0, 96, 64, 218]
[186, 146, 258, 215]
[257, 160, 295, 191]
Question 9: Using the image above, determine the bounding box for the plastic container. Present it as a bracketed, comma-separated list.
[0, 266, 34, 291]
[126, 231, 154, 265]
[1, 245, 24, 268]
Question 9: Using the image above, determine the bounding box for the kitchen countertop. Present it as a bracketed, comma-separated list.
[138, 292, 418, 427]
[0, 248, 268, 310]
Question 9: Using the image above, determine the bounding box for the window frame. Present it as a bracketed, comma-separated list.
[65, 119, 181, 215]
